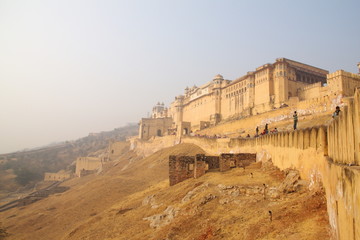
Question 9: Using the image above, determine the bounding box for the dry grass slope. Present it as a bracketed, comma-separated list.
[0, 143, 205, 240]
[0, 143, 329, 240]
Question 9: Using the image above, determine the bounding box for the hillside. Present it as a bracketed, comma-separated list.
[0, 143, 330, 240]
[0, 124, 138, 197]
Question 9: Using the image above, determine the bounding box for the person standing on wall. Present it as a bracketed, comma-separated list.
[293, 111, 298, 130]
[256, 126, 259, 136]
[332, 106, 341, 118]
[264, 123, 269, 134]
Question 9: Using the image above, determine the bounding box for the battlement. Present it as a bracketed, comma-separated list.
[177, 88, 360, 240]
[301, 82, 322, 91]
[327, 69, 360, 80]
[44, 172, 71, 182]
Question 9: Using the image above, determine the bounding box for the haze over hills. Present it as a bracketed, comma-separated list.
[0, 1, 359, 239]
[0, 124, 138, 196]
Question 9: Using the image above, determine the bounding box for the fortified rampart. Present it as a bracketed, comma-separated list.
[108, 141, 130, 161]
[44, 172, 71, 182]
[138, 59, 360, 140]
[180, 88, 360, 240]
[134, 58, 360, 238]
[129, 135, 178, 157]
[328, 90, 360, 166]
[194, 93, 342, 138]
[75, 157, 102, 177]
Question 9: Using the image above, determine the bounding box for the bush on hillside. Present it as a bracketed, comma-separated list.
[14, 167, 42, 186]
[0, 227, 9, 239]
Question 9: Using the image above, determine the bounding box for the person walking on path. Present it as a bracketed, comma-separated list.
[293, 111, 298, 130]
[256, 126, 259, 136]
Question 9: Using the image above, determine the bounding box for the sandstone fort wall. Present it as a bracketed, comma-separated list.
[135, 58, 360, 238]
[109, 141, 130, 161]
[44, 172, 71, 182]
[328, 89, 360, 166]
[182, 128, 358, 240]
[75, 157, 102, 177]
[181, 88, 360, 240]
[139, 59, 360, 140]
[129, 135, 178, 158]
[131, 89, 360, 239]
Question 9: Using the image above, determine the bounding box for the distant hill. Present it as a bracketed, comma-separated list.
[0, 124, 138, 192]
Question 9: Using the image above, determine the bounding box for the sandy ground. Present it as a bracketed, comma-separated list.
[0, 143, 330, 240]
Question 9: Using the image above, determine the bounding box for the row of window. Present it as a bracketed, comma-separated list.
[275, 64, 287, 70]
[299, 75, 321, 84]
[256, 70, 268, 77]
[225, 80, 249, 93]
[225, 87, 247, 98]
[256, 77, 268, 84]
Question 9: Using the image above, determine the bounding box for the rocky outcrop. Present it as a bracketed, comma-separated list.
[277, 169, 303, 193]
[143, 206, 179, 229]
[182, 182, 209, 203]
[142, 194, 162, 209]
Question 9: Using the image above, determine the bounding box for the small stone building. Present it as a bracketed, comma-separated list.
[169, 153, 256, 186]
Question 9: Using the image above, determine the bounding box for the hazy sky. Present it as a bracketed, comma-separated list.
[0, 0, 359, 153]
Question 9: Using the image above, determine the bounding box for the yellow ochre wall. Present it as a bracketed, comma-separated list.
[182, 94, 216, 129]
[328, 89, 360, 166]
[181, 88, 360, 240]
[327, 70, 360, 96]
[75, 157, 102, 177]
[44, 172, 71, 181]
[168, 58, 340, 133]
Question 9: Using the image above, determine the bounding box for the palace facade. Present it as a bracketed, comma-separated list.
[139, 58, 360, 140]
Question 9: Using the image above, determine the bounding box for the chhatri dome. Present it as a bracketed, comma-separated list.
[213, 74, 224, 80]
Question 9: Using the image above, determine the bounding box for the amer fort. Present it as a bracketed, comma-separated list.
[44, 57, 360, 239]
[134, 57, 360, 240]
[139, 58, 360, 139]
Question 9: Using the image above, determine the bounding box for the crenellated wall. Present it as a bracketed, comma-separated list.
[44, 172, 71, 182]
[131, 89, 359, 239]
[183, 127, 328, 179]
[328, 89, 360, 166]
[129, 135, 178, 157]
[183, 129, 359, 240]
[181, 88, 360, 240]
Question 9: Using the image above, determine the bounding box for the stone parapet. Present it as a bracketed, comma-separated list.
[328, 88, 360, 165]
[327, 70, 360, 80]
